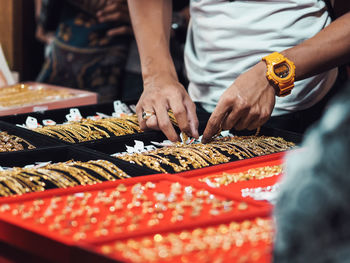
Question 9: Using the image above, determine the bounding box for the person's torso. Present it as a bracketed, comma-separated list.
[185, 0, 337, 115]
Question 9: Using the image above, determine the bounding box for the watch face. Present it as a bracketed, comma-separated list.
[273, 62, 290, 78]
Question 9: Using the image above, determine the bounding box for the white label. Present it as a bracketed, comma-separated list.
[69, 108, 82, 121]
[134, 140, 144, 152]
[151, 140, 174, 147]
[113, 100, 123, 113]
[220, 130, 230, 137]
[42, 119, 56, 126]
[66, 113, 81, 122]
[96, 112, 111, 119]
[87, 115, 102, 121]
[129, 104, 136, 113]
[16, 124, 28, 129]
[35, 161, 52, 168]
[25, 116, 40, 129]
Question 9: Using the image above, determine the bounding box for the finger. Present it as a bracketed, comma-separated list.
[168, 98, 192, 137]
[135, 103, 148, 131]
[107, 26, 133, 37]
[154, 104, 180, 142]
[234, 112, 252, 131]
[221, 105, 248, 131]
[184, 98, 199, 138]
[235, 107, 260, 131]
[202, 103, 230, 143]
[247, 108, 271, 130]
[145, 115, 160, 130]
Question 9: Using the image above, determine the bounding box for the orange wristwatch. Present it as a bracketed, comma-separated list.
[262, 52, 296, 97]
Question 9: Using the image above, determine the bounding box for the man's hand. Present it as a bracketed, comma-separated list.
[136, 73, 199, 142]
[97, 0, 132, 36]
[202, 61, 276, 143]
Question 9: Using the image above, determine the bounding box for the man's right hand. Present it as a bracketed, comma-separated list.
[136, 73, 199, 142]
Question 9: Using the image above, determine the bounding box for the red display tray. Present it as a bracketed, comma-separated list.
[0, 82, 97, 116]
[0, 174, 271, 262]
[77, 216, 274, 263]
[174, 152, 287, 203]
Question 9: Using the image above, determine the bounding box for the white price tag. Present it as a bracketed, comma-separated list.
[25, 116, 40, 129]
[129, 104, 136, 113]
[96, 112, 111, 119]
[113, 100, 124, 113]
[121, 104, 132, 114]
[87, 115, 102, 121]
[126, 145, 136, 154]
[42, 119, 56, 126]
[134, 140, 144, 152]
[69, 108, 82, 121]
[145, 145, 157, 151]
[220, 130, 230, 137]
[113, 100, 132, 115]
[16, 124, 28, 129]
[66, 112, 82, 122]
[35, 161, 52, 168]
[151, 140, 174, 147]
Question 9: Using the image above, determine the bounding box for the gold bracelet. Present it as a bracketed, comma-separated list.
[199, 165, 283, 187]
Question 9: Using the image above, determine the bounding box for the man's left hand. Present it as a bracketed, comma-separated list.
[202, 61, 276, 143]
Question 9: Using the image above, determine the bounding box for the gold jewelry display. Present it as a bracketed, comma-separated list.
[0, 131, 36, 152]
[98, 217, 274, 263]
[0, 84, 74, 108]
[199, 165, 283, 187]
[117, 136, 294, 173]
[0, 181, 250, 242]
[34, 115, 141, 143]
[33, 110, 178, 143]
[0, 160, 128, 197]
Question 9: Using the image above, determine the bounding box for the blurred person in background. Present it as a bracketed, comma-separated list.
[35, 0, 190, 103]
[274, 80, 350, 263]
[35, 0, 132, 103]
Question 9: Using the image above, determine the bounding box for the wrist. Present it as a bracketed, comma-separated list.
[262, 52, 296, 97]
[255, 61, 276, 92]
[142, 70, 179, 90]
[142, 58, 178, 85]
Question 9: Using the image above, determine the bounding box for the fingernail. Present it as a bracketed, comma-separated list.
[190, 124, 199, 139]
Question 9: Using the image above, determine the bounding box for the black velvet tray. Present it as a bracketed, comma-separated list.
[83, 125, 301, 174]
[0, 120, 61, 152]
[0, 145, 156, 178]
[0, 101, 136, 125]
[0, 102, 165, 146]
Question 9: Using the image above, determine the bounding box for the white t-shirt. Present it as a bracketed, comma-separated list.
[185, 0, 338, 116]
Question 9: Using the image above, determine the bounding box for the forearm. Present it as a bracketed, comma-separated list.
[282, 11, 350, 81]
[34, 0, 42, 20]
[127, 0, 177, 82]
